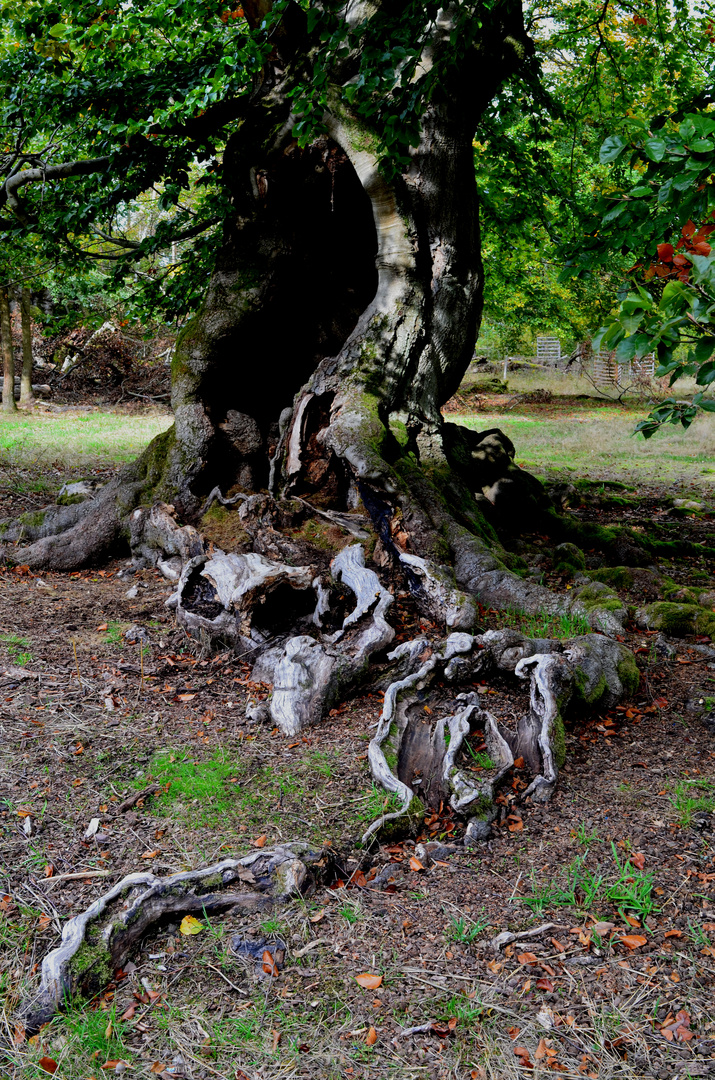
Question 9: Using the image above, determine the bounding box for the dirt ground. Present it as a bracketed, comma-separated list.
[1, 422, 715, 1080]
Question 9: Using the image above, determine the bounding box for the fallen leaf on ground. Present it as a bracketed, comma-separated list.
[355, 973, 383, 989]
[140, 850, 160, 860]
[630, 852, 646, 870]
[366, 1026, 377, 1045]
[177, 693, 196, 701]
[38, 1059, 58, 1075]
[664, 929, 682, 939]
[262, 950, 279, 977]
[150, 1065, 167, 1074]
[309, 908, 325, 923]
[252, 834, 267, 848]
[271, 1029, 281, 1052]
[518, 952, 538, 965]
[119, 1005, 136, 1021]
[618, 934, 647, 949]
[179, 915, 203, 936]
[409, 856, 425, 872]
[514, 1046, 533, 1068]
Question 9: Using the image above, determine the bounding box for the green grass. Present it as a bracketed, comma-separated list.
[448, 915, 488, 943]
[494, 607, 591, 639]
[523, 843, 656, 921]
[104, 621, 124, 645]
[463, 743, 495, 770]
[670, 778, 715, 826]
[458, 405, 715, 488]
[0, 632, 33, 666]
[0, 408, 172, 466]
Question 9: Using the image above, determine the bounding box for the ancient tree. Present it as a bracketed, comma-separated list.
[3, 1, 642, 1027]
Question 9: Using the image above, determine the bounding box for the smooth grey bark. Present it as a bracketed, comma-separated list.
[0, 286, 16, 414]
[19, 286, 34, 407]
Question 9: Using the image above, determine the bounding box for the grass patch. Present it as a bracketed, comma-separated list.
[458, 405, 715, 488]
[448, 915, 488, 943]
[670, 778, 715, 826]
[494, 607, 591, 639]
[0, 632, 33, 666]
[0, 408, 172, 467]
[523, 843, 656, 921]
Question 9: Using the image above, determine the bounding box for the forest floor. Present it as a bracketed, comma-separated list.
[1, 391, 715, 1080]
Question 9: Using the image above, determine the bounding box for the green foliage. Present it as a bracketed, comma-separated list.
[0, 633, 33, 666]
[448, 915, 488, 943]
[524, 843, 656, 921]
[670, 778, 715, 826]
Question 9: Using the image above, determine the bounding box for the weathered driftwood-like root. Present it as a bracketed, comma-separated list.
[172, 549, 316, 651]
[364, 628, 638, 842]
[255, 543, 395, 735]
[20, 843, 320, 1035]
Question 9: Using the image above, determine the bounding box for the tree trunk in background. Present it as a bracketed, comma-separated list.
[19, 287, 34, 408]
[0, 287, 16, 414]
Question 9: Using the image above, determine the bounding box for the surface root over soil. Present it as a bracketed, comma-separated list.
[20, 844, 322, 1034]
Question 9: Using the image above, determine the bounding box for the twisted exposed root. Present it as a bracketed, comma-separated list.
[363, 628, 636, 843]
[20, 843, 321, 1034]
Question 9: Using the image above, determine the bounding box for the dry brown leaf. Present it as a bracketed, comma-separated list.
[409, 856, 425, 872]
[252, 834, 267, 848]
[513, 1046, 533, 1069]
[262, 950, 279, 977]
[630, 852, 646, 870]
[150, 1064, 167, 1074]
[309, 908, 325, 923]
[177, 693, 196, 701]
[518, 951, 538, 965]
[535, 1038, 548, 1061]
[664, 929, 682, 938]
[38, 1058, 58, 1075]
[618, 934, 647, 949]
[366, 1026, 377, 1046]
[119, 1005, 136, 1021]
[140, 849, 160, 860]
[355, 973, 383, 989]
[271, 1029, 281, 1052]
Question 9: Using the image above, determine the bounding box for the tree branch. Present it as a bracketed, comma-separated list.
[0, 157, 111, 224]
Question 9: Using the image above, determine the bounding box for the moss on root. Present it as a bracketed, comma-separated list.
[638, 601, 715, 638]
[552, 713, 567, 770]
[71, 932, 113, 995]
[588, 566, 635, 590]
[616, 652, 640, 695]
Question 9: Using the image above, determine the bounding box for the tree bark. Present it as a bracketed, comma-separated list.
[19, 286, 34, 407]
[0, 286, 17, 414]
